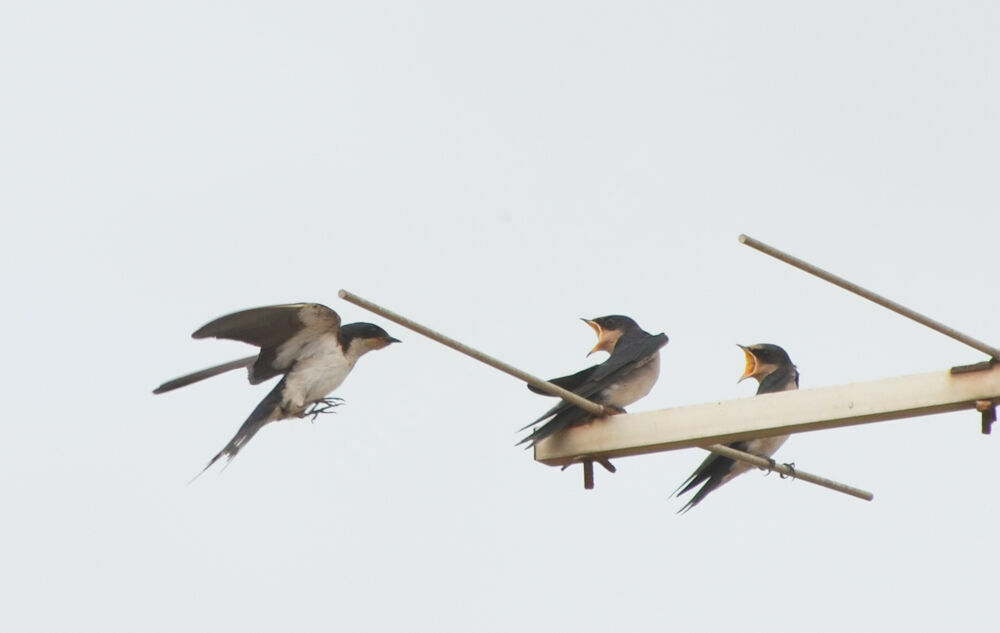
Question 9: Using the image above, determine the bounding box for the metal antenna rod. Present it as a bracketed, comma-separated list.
[338, 290, 609, 415]
[739, 234, 1000, 360]
[338, 289, 873, 502]
[702, 445, 871, 501]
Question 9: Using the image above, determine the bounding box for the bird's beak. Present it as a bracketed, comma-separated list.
[385, 336, 402, 345]
[738, 344, 757, 382]
[583, 318, 611, 357]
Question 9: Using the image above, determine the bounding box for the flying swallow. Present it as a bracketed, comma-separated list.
[519, 315, 668, 447]
[154, 303, 399, 473]
[674, 343, 799, 513]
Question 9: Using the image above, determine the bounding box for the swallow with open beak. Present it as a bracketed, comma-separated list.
[518, 315, 668, 447]
[674, 343, 799, 512]
[154, 303, 400, 473]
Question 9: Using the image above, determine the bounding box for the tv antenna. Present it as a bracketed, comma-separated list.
[338, 234, 1000, 502]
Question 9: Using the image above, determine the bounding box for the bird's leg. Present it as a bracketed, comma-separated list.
[763, 457, 777, 476]
[779, 462, 797, 480]
[304, 397, 346, 422]
[600, 405, 627, 417]
[304, 403, 333, 422]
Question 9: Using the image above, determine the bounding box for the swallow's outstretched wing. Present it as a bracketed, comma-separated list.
[154, 303, 342, 393]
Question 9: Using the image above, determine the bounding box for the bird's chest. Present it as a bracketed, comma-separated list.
[281, 337, 355, 409]
[601, 353, 660, 407]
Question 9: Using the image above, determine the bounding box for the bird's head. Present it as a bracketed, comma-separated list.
[582, 315, 640, 356]
[340, 322, 401, 357]
[737, 343, 792, 383]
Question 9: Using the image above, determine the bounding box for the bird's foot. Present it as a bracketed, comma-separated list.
[304, 397, 346, 422]
[600, 405, 627, 417]
[763, 457, 777, 476]
[779, 462, 796, 480]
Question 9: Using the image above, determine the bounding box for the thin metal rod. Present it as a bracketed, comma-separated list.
[740, 234, 1000, 360]
[705, 444, 873, 501]
[338, 289, 607, 416]
[340, 289, 872, 502]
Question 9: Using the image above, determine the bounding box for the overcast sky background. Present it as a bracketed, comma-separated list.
[2, 2, 999, 632]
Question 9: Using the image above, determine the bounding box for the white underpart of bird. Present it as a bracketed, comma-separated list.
[600, 353, 660, 408]
[280, 333, 355, 412]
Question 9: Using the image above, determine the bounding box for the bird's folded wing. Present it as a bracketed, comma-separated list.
[588, 332, 668, 384]
[538, 332, 668, 418]
[526, 365, 598, 396]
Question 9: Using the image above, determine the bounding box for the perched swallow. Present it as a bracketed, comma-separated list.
[154, 303, 399, 473]
[519, 315, 668, 447]
[674, 343, 799, 513]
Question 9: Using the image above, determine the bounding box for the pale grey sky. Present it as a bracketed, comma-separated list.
[2, 2, 999, 632]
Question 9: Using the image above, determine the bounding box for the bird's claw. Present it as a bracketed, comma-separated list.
[779, 462, 796, 479]
[600, 405, 627, 417]
[304, 397, 346, 422]
[763, 457, 777, 475]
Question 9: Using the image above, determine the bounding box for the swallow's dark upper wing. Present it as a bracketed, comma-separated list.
[532, 331, 668, 422]
[519, 331, 667, 444]
[757, 362, 799, 394]
[182, 303, 342, 385]
[192, 303, 341, 348]
[526, 365, 599, 395]
[587, 331, 668, 386]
